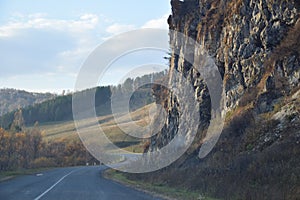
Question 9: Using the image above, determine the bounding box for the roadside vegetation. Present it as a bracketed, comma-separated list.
[104, 169, 219, 200]
[0, 109, 97, 173]
[0, 100, 156, 174]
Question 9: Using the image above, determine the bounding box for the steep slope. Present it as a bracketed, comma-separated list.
[135, 0, 300, 199]
[150, 0, 299, 151]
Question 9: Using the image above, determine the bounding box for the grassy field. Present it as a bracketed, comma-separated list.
[32, 103, 156, 153]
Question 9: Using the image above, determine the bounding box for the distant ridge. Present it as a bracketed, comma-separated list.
[0, 70, 167, 129]
[0, 88, 56, 116]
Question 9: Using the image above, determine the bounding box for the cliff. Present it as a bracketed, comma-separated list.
[142, 0, 300, 199]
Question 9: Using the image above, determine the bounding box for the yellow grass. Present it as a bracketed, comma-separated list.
[31, 103, 156, 153]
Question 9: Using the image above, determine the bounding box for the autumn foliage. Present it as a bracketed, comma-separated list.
[0, 110, 97, 171]
[0, 127, 97, 171]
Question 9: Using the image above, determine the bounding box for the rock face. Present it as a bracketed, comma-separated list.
[140, 1, 300, 198]
[149, 0, 299, 153]
[127, 1, 300, 198]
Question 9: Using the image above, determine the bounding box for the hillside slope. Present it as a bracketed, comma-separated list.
[128, 0, 300, 199]
[33, 103, 155, 154]
[0, 71, 166, 128]
[0, 88, 55, 116]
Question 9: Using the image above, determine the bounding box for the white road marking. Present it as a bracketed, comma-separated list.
[34, 169, 78, 200]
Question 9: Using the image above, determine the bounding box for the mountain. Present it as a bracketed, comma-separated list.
[0, 87, 111, 129]
[129, 0, 300, 199]
[0, 88, 56, 116]
[0, 71, 167, 129]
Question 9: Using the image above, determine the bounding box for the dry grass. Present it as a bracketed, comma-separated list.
[258, 19, 300, 93]
[104, 169, 218, 200]
[29, 103, 156, 153]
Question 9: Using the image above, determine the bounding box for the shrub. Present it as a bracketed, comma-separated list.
[31, 157, 56, 168]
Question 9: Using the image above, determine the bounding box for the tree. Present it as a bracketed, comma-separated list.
[30, 122, 43, 159]
[10, 109, 25, 132]
[0, 128, 11, 170]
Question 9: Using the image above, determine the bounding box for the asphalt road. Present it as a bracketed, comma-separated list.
[0, 166, 160, 200]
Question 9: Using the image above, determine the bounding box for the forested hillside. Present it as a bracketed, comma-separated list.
[0, 70, 167, 129]
[0, 89, 55, 116]
[0, 87, 111, 129]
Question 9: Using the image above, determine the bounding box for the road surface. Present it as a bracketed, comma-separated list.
[0, 166, 161, 200]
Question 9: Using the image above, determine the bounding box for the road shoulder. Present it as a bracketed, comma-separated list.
[102, 169, 202, 200]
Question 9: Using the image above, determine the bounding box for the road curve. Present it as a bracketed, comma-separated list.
[0, 166, 161, 200]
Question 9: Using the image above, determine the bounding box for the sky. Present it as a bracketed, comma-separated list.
[0, 0, 171, 93]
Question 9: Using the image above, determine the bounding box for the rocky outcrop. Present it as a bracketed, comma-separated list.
[130, 1, 300, 198]
[149, 0, 299, 154]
